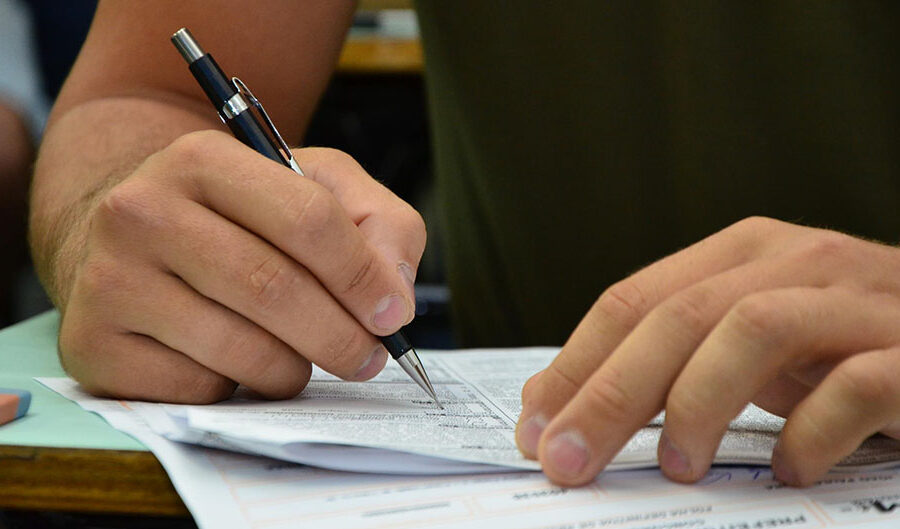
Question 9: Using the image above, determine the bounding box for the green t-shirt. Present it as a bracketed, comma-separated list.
[415, 2, 900, 347]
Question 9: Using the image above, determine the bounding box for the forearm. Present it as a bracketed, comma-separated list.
[30, 95, 219, 310]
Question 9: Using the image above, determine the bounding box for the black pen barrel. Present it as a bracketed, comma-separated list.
[188, 54, 238, 111]
[226, 111, 285, 166]
[381, 332, 413, 360]
[173, 31, 287, 168]
[187, 54, 285, 166]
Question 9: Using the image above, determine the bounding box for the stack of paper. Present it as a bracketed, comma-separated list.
[41, 347, 900, 474]
[39, 347, 900, 529]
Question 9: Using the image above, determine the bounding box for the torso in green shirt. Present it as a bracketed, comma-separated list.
[414, 1, 900, 347]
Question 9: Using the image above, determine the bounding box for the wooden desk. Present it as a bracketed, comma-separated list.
[0, 445, 185, 515]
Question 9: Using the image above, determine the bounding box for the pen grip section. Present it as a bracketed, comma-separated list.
[381, 333, 413, 359]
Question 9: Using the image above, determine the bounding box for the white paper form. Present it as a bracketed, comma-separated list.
[31, 377, 900, 529]
[176, 348, 550, 473]
[160, 348, 900, 473]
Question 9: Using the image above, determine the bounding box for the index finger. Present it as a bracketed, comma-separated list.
[299, 147, 427, 299]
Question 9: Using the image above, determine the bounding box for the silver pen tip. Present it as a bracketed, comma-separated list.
[427, 385, 444, 409]
[420, 379, 442, 408]
[395, 349, 442, 408]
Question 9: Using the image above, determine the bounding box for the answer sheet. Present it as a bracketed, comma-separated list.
[37, 377, 900, 529]
[112, 348, 900, 472]
[42, 348, 900, 474]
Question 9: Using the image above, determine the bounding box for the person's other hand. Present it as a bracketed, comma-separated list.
[59, 130, 425, 403]
[516, 216, 900, 487]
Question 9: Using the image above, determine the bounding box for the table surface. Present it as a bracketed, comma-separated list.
[0, 312, 187, 515]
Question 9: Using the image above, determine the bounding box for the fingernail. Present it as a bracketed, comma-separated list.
[517, 413, 548, 458]
[354, 346, 387, 381]
[373, 294, 408, 331]
[545, 429, 590, 479]
[659, 433, 692, 478]
[771, 444, 798, 486]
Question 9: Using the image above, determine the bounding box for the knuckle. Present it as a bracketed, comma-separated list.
[96, 182, 158, 228]
[785, 408, 833, 456]
[545, 361, 582, 393]
[284, 186, 337, 242]
[247, 255, 297, 312]
[303, 147, 363, 181]
[793, 232, 855, 269]
[523, 363, 577, 410]
[307, 147, 359, 173]
[321, 329, 368, 375]
[729, 215, 780, 236]
[316, 147, 356, 166]
[711, 216, 782, 260]
[341, 249, 379, 295]
[833, 359, 893, 405]
[729, 292, 795, 347]
[407, 206, 427, 236]
[217, 328, 300, 397]
[412, 212, 428, 255]
[581, 368, 635, 424]
[664, 387, 710, 429]
[398, 205, 428, 250]
[385, 204, 427, 262]
[594, 280, 650, 330]
[163, 130, 224, 167]
[655, 286, 714, 337]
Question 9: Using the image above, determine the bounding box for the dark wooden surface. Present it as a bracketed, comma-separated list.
[0, 445, 187, 516]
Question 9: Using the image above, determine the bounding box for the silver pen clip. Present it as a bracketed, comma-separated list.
[231, 77, 304, 176]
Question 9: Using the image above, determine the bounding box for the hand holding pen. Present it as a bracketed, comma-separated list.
[47, 26, 429, 405]
[172, 28, 440, 405]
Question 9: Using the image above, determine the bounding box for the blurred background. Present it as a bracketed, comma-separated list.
[0, 0, 454, 347]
